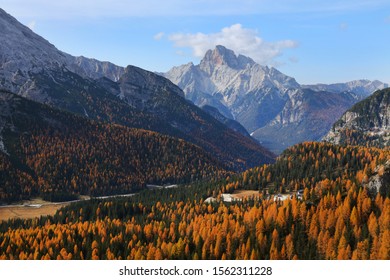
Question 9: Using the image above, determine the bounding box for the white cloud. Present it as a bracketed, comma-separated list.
[153, 32, 165, 40]
[168, 24, 298, 66]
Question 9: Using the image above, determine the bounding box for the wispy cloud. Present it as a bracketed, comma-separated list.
[153, 32, 165, 40]
[385, 16, 390, 23]
[168, 24, 298, 66]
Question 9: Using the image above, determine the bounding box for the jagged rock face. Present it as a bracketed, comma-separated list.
[199, 45, 256, 75]
[366, 160, 390, 197]
[163, 45, 386, 154]
[252, 90, 357, 153]
[163, 45, 301, 134]
[0, 8, 68, 94]
[69, 56, 124, 82]
[323, 88, 390, 147]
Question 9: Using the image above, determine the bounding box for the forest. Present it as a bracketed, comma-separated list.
[0, 142, 389, 260]
[0, 6, 389, 262]
[0, 94, 230, 203]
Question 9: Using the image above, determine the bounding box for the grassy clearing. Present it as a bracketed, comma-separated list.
[230, 190, 261, 200]
[0, 203, 68, 221]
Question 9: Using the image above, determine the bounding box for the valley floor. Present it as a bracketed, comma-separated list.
[0, 193, 136, 221]
[0, 203, 67, 221]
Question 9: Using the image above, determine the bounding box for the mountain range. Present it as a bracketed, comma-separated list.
[0, 8, 275, 171]
[302, 80, 388, 98]
[1, 6, 389, 183]
[1, 8, 390, 262]
[163, 45, 388, 153]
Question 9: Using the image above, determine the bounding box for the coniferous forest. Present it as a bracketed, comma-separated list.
[0, 7, 389, 261]
[1, 141, 389, 260]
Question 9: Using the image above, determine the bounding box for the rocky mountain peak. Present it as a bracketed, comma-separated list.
[199, 45, 255, 73]
[163, 44, 388, 154]
[164, 45, 304, 135]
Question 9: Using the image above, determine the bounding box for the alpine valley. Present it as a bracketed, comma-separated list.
[0, 8, 389, 261]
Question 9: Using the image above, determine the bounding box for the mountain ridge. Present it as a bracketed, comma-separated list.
[323, 88, 390, 148]
[163, 45, 388, 153]
[303, 80, 389, 98]
[0, 8, 275, 170]
[0, 89, 231, 203]
[163, 45, 301, 132]
[0, 8, 125, 92]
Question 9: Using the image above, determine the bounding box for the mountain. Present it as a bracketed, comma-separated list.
[0, 8, 275, 170]
[0, 89, 233, 203]
[323, 88, 390, 148]
[201, 105, 250, 137]
[163, 45, 385, 154]
[252, 89, 358, 152]
[164, 45, 301, 133]
[0, 8, 124, 93]
[114, 66, 276, 168]
[303, 80, 389, 99]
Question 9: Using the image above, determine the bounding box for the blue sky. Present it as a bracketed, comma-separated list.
[1, 0, 389, 84]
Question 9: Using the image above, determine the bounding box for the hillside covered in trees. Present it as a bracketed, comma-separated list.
[1, 142, 389, 260]
[0, 7, 389, 262]
[0, 90, 229, 203]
